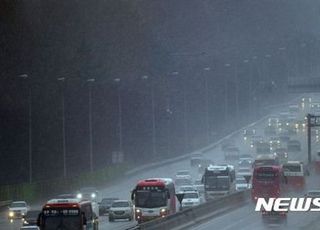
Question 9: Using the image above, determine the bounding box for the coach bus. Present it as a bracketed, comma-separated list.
[37, 198, 98, 230]
[131, 178, 176, 223]
[251, 165, 285, 201]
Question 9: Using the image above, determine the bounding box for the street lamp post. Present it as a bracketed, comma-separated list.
[224, 64, 231, 125]
[142, 75, 157, 158]
[114, 78, 123, 155]
[203, 67, 210, 144]
[87, 78, 95, 172]
[57, 77, 67, 178]
[19, 74, 33, 183]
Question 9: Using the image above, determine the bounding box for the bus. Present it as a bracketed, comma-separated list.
[131, 178, 176, 223]
[253, 154, 279, 167]
[251, 165, 285, 201]
[282, 161, 306, 191]
[37, 198, 98, 230]
[201, 165, 235, 200]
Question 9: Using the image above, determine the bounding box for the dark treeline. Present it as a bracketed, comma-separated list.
[1, 0, 320, 184]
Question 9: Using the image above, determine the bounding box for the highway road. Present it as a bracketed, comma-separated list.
[1, 95, 319, 230]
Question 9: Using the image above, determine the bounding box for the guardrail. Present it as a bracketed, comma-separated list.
[0, 200, 11, 211]
[138, 190, 251, 230]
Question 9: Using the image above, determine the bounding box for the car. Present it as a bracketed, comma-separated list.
[109, 200, 134, 222]
[20, 226, 40, 230]
[261, 209, 287, 226]
[178, 185, 197, 193]
[235, 177, 251, 191]
[243, 128, 256, 141]
[269, 136, 281, 151]
[77, 187, 99, 201]
[238, 159, 252, 168]
[175, 170, 191, 179]
[193, 179, 204, 194]
[274, 147, 288, 164]
[287, 140, 301, 152]
[175, 177, 193, 188]
[239, 154, 254, 163]
[305, 190, 320, 198]
[98, 197, 119, 216]
[22, 210, 40, 226]
[8, 201, 30, 219]
[190, 152, 204, 167]
[237, 168, 252, 179]
[181, 191, 201, 209]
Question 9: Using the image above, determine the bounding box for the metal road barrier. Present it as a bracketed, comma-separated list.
[138, 190, 251, 230]
[0, 200, 11, 211]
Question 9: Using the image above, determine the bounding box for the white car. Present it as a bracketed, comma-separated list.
[193, 179, 204, 194]
[8, 201, 30, 219]
[235, 177, 251, 191]
[181, 191, 201, 209]
[176, 170, 191, 179]
[109, 200, 134, 222]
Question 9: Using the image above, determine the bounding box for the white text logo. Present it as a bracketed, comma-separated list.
[255, 198, 320, 212]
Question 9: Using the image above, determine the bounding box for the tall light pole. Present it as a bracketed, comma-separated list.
[203, 67, 210, 144]
[19, 74, 33, 183]
[57, 77, 67, 178]
[142, 75, 157, 158]
[114, 78, 123, 155]
[224, 64, 231, 125]
[87, 78, 95, 172]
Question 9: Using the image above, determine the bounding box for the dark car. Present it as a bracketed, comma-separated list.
[261, 209, 287, 226]
[22, 210, 41, 226]
[99, 198, 119, 216]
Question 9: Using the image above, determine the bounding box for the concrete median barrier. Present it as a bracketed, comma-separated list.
[138, 190, 251, 230]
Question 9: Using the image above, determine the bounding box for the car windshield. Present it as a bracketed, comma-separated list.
[180, 186, 193, 191]
[112, 201, 130, 207]
[238, 169, 250, 173]
[236, 178, 246, 184]
[194, 180, 202, 185]
[283, 165, 302, 172]
[10, 202, 26, 208]
[184, 193, 198, 199]
[205, 177, 230, 189]
[80, 187, 96, 193]
[101, 198, 118, 205]
[177, 171, 189, 176]
[25, 210, 40, 218]
[135, 190, 167, 208]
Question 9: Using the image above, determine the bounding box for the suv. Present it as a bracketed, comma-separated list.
[8, 201, 30, 220]
[181, 191, 201, 209]
[109, 200, 134, 222]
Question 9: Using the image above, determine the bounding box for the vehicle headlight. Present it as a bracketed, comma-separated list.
[135, 209, 141, 213]
[91, 193, 96, 199]
[77, 193, 82, 199]
[244, 137, 247, 141]
[9, 211, 14, 217]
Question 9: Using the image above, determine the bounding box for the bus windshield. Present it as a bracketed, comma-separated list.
[135, 190, 167, 208]
[283, 165, 301, 172]
[256, 171, 277, 181]
[205, 176, 230, 189]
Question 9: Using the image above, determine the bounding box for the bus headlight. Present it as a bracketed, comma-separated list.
[91, 193, 96, 199]
[160, 208, 167, 217]
[77, 193, 82, 199]
[9, 211, 14, 217]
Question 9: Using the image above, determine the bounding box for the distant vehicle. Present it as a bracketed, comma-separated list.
[251, 166, 285, 201]
[287, 140, 301, 152]
[181, 191, 202, 209]
[175, 177, 193, 188]
[193, 179, 205, 194]
[243, 129, 256, 141]
[269, 137, 281, 152]
[305, 190, 320, 198]
[255, 141, 271, 155]
[238, 159, 252, 168]
[77, 187, 99, 201]
[273, 147, 288, 164]
[264, 126, 277, 136]
[175, 170, 191, 179]
[253, 154, 279, 167]
[131, 178, 176, 223]
[268, 116, 279, 128]
[282, 161, 306, 191]
[22, 210, 40, 226]
[108, 200, 134, 222]
[190, 152, 204, 167]
[197, 158, 214, 174]
[250, 135, 264, 148]
[201, 165, 235, 200]
[224, 145, 240, 160]
[178, 185, 197, 193]
[237, 168, 252, 179]
[37, 198, 99, 230]
[8, 201, 30, 220]
[221, 139, 235, 151]
[56, 194, 78, 199]
[98, 198, 119, 216]
[20, 226, 40, 230]
[235, 177, 251, 191]
[261, 208, 287, 226]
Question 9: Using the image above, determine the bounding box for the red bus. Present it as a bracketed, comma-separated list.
[282, 161, 305, 191]
[251, 166, 285, 201]
[131, 178, 176, 223]
[37, 198, 99, 230]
